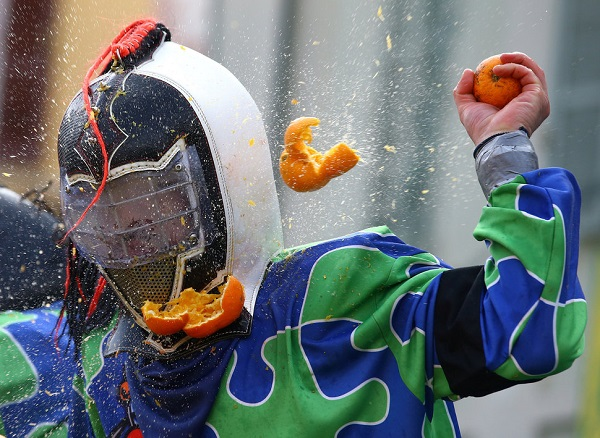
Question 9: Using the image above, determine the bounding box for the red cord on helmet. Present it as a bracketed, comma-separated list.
[60, 18, 159, 244]
[56, 19, 161, 327]
[86, 276, 107, 321]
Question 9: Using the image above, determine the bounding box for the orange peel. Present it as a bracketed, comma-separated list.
[141, 275, 245, 338]
[142, 301, 189, 336]
[279, 117, 359, 192]
[473, 55, 522, 109]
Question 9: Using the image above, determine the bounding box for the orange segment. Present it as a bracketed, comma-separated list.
[320, 142, 360, 180]
[140, 276, 245, 338]
[141, 300, 189, 336]
[183, 276, 245, 338]
[280, 117, 359, 192]
[473, 55, 522, 109]
[283, 117, 320, 152]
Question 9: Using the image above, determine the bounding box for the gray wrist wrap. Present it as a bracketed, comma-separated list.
[475, 130, 539, 199]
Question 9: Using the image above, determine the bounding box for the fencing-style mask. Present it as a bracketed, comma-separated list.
[58, 20, 282, 356]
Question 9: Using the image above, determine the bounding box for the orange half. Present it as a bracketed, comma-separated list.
[182, 276, 245, 338]
[142, 300, 189, 336]
[141, 276, 245, 338]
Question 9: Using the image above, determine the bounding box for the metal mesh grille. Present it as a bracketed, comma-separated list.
[106, 256, 177, 311]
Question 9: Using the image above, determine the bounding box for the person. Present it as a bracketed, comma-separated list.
[0, 184, 66, 310]
[0, 185, 71, 438]
[0, 19, 586, 437]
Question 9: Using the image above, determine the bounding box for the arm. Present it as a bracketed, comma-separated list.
[433, 53, 586, 398]
[0, 305, 75, 437]
[0, 186, 66, 311]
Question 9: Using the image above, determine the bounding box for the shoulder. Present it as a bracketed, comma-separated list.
[274, 226, 408, 261]
[265, 226, 439, 290]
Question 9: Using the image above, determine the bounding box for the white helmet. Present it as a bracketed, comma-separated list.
[58, 21, 282, 355]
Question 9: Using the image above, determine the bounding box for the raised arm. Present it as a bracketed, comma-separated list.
[433, 53, 586, 398]
[453, 52, 550, 146]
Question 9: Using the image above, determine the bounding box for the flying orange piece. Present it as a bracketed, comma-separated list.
[279, 117, 360, 192]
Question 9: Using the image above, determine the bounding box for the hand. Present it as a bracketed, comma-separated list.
[453, 52, 550, 146]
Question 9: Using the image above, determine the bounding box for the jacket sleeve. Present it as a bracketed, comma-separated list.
[0, 305, 75, 437]
[434, 132, 586, 398]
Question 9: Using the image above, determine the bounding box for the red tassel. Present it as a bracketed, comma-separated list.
[86, 276, 107, 321]
[54, 243, 74, 350]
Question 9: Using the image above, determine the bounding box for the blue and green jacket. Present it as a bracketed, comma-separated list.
[0, 163, 586, 437]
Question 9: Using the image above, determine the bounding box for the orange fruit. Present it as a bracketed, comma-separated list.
[142, 300, 189, 336]
[182, 276, 245, 338]
[141, 276, 245, 338]
[279, 117, 359, 192]
[473, 55, 522, 109]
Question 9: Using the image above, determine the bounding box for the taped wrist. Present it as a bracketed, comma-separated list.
[474, 129, 538, 199]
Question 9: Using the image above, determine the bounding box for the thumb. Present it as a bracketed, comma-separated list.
[453, 69, 476, 107]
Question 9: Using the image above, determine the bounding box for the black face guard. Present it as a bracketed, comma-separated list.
[59, 71, 228, 333]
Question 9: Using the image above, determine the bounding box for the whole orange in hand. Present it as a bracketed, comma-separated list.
[473, 55, 522, 109]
